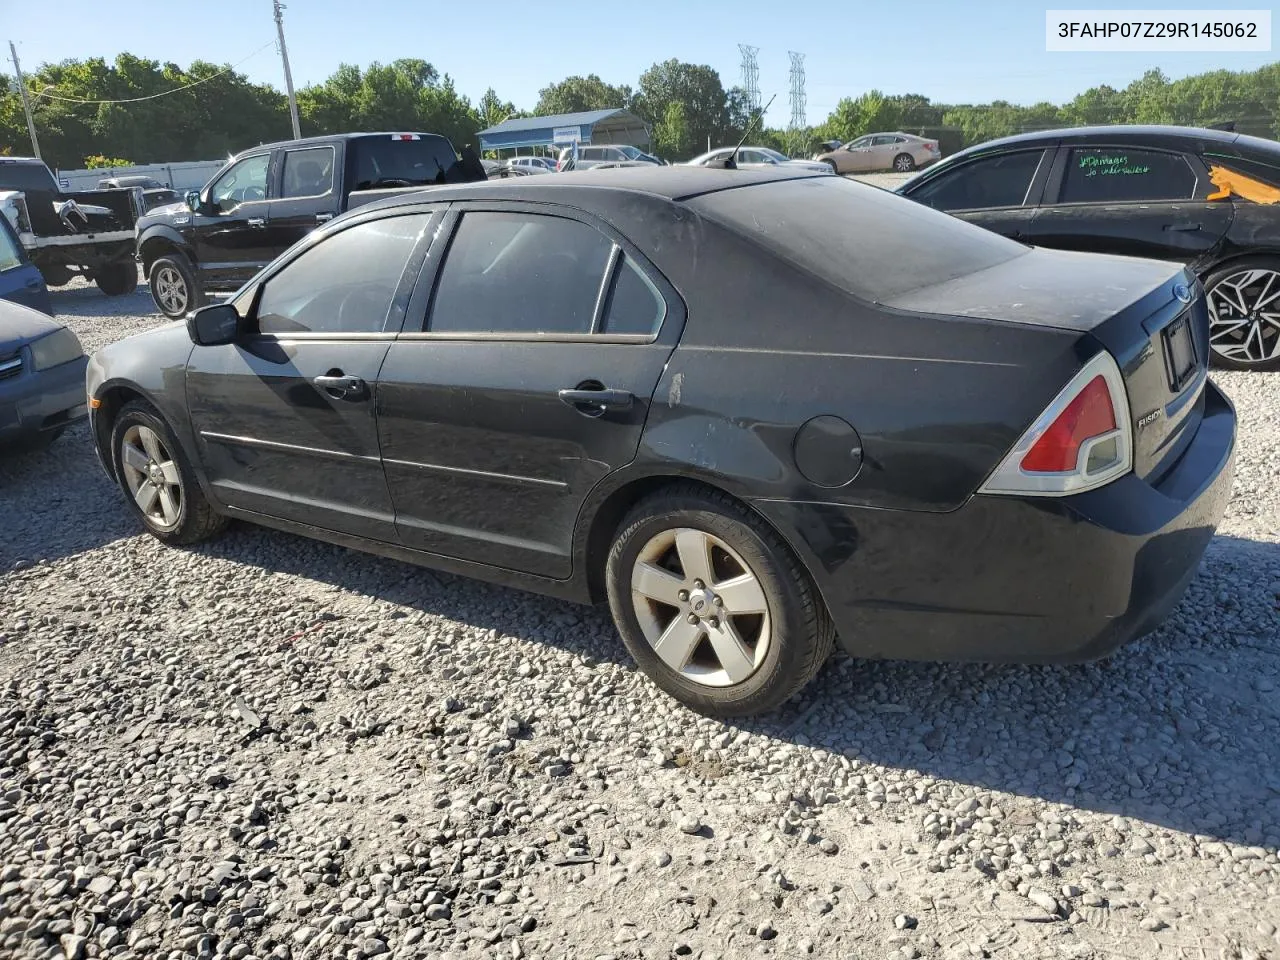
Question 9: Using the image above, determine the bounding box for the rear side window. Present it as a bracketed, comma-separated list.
[691, 176, 1029, 303]
[281, 146, 335, 199]
[909, 150, 1044, 211]
[1059, 148, 1198, 203]
[256, 214, 430, 335]
[601, 258, 665, 335]
[428, 212, 614, 335]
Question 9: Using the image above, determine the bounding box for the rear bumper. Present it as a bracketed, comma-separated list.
[753, 379, 1237, 664]
[0, 355, 89, 443]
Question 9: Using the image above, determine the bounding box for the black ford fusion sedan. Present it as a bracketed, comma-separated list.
[87, 168, 1236, 717]
[895, 125, 1280, 371]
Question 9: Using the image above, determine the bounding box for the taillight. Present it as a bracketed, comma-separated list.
[979, 351, 1132, 497]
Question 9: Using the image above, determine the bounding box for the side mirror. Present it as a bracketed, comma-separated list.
[186, 303, 240, 346]
[185, 190, 201, 213]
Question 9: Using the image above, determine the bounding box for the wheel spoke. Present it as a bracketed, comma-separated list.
[157, 485, 180, 525]
[121, 442, 149, 473]
[139, 428, 163, 463]
[1252, 271, 1280, 312]
[713, 572, 767, 615]
[134, 481, 159, 514]
[706, 619, 755, 685]
[674, 529, 715, 586]
[632, 561, 685, 607]
[651, 616, 703, 673]
[158, 460, 181, 485]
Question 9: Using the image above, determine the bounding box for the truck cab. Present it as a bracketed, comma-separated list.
[136, 132, 479, 318]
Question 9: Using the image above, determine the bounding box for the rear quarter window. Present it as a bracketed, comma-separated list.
[689, 176, 1029, 303]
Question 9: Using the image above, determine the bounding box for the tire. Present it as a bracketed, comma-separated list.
[893, 153, 915, 173]
[37, 264, 73, 287]
[825, 159, 839, 176]
[110, 400, 228, 545]
[148, 254, 204, 319]
[605, 485, 835, 717]
[1203, 257, 1280, 371]
[95, 261, 139, 296]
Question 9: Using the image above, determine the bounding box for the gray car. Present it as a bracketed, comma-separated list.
[0, 299, 88, 450]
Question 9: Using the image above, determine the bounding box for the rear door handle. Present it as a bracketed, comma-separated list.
[1165, 222, 1202, 232]
[247, 217, 266, 228]
[558, 386, 634, 413]
[316, 213, 333, 223]
[314, 374, 367, 400]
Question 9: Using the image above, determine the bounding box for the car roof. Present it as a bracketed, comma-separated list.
[953, 124, 1246, 155]
[354, 166, 825, 213]
[235, 131, 456, 157]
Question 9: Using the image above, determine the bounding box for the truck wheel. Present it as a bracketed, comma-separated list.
[95, 262, 140, 296]
[38, 264, 73, 287]
[149, 255, 203, 319]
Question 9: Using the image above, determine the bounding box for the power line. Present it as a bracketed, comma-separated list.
[738, 44, 760, 117]
[27, 40, 277, 105]
[788, 51, 806, 131]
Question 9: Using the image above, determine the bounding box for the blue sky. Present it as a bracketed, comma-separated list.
[11, 0, 1277, 126]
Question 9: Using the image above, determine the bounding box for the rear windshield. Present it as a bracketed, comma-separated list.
[350, 135, 459, 190]
[0, 161, 58, 194]
[689, 175, 1029, 302]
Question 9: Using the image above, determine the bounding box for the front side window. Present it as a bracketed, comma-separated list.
[909, 150, 1044, 211]
[848, 138, 872, 150]
[428, 212, 614, 336]
[210, 154, 270, 213]
[256, 214, 430, 335]
[1059, 148, 1198, 204]
[0, 221, 23, 272]
[281, 146, 335, 199]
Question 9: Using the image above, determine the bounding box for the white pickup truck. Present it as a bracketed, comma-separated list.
[0, 156, 145, 296]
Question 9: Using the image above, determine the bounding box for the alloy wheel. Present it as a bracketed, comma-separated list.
[154, 265, 189, 316]
[894, 154, 913, 172]
[1208, 268, 1280, 366]
[629, 527, 771, 687]
[120, 425, 183, 530]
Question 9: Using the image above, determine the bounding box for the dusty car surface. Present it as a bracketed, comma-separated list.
[1, 298, 88, 450]
[87, 168, 1235, 716]
[896, 125, 1280, 371]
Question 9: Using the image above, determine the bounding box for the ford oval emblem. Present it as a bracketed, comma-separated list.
[1173, 282, 1193, 304]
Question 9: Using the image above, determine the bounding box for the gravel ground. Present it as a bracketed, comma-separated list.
[1, 278, 1278, 960]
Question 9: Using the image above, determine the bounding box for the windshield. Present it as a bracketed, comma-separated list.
[758, 148, 790, 163]
[0, 161, 58, 194]
[690, 175, 1029, 303]
[616, 145, 643, 159]
[351, 134, 460, 189]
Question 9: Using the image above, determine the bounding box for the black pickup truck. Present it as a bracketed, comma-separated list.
[136, 131, 486, 318]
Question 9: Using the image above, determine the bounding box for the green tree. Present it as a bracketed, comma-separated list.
[534, 75, 632, 116]
[477, 88, 518, 129]
[635, 60, 731, 156]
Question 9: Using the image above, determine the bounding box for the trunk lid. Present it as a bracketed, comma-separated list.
[882, 246, 1208, 484]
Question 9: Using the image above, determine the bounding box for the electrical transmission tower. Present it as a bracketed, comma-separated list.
[787, 51, 806, 131]
[738, 44, 761, 117]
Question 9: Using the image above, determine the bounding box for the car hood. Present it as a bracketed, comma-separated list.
[137, 202, 191, 229]
[881, 246, 1184, 331]
[0, 299, 64, 354]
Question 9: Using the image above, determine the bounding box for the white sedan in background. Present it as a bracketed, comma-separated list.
[685, 146, 833, 173]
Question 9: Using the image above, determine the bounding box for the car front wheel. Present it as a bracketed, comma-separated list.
[149, 255, 204, 319]
[111, 400, 228, 545]
[1205, 258, 1280, 371]
[606, 485, 835, 717]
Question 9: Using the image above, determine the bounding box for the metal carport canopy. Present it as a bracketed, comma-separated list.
[478, 109, 651, 151]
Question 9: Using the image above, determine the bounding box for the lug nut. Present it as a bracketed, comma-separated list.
[693, 580, 704, 589]
[678, 590, 690, 602]
[713, 595, 723, 606]
[708, 617, 720, 629]
[687, 614, 699, 625]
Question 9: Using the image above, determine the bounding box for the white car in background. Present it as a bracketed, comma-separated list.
[685, 146, 833, 174]
[506, 157, 556, 175]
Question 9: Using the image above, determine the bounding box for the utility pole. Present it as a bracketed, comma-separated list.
[8, 41, 41, 159]
[273, 0, 301, 140]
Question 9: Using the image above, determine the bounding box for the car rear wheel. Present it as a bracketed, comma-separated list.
[95, 262, 139, 296]
[893, 153, 915, 172]
[149, 255, 203, 319]
[1205, 258, 1280, 371]
[606, 485, 835, 717]
[111, 401, 228, 545]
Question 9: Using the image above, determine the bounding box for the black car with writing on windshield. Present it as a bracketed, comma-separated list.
[135, 132, 487, 318]
[897, 125, 1280, 370]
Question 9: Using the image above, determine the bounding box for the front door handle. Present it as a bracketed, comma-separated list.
[247, 217, 266, 228]
[314, 373, 367, 400]
[315, 213, 333, 223]
[25, 278, 42, 288]
[1165, 222, 1202, 232]
[558, 386, 634, 414]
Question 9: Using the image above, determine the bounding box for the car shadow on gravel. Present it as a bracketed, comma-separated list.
[196, 518, 1279, 851]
